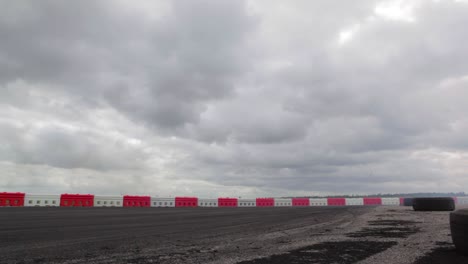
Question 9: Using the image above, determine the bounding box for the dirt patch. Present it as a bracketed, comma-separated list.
[237, 241, 397, 264]
[347, 219, 420, 239]
[413, 244, 468, 264]
[125, 256, 154, 264]
[347, 226, 420, 238]
[367, 220, 421, 226]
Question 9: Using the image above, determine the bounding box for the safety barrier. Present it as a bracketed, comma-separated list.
[292, 198, 310, 206]
[274, 198, 292, 207]
[151, 197, 175, 207]
[327, 198, 346, 206]
[123, 195, 150, 207]
[457, 197, 468, 205]
[381, 197, 400, 206]
[238, 199, 256, 207]
[198, 198, 218, 207]
[218, 198, 238, 207]
[0, 192, 25, 207]
[2, 192, 467, 208]
[256, 198, 274, 207]
[345, 198, 364, 206]
[94, 195, 123, 207]
[310, 198, 328, 206]
[60, 194, 94, 207]
[25, 194, 60, 207]
[363, 197, 382, 206]
[175, 197, 198, 207]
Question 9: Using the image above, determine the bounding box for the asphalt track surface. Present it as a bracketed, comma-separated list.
[0, 207, 371, 264]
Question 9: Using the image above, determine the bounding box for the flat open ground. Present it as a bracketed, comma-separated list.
[0, 206, 467, 264]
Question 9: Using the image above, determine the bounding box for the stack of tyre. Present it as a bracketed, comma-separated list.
[411, 197, 467, 255]
[451, 209, 468, 256]
[412, 197, 455, 211]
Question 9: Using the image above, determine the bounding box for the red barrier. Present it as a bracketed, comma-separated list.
[256, 198, 274, 207]
[123, 195, 150, 207]
[60, 194, 94, 207]
[292, 198, 310, 206]
[363, 197, 382, 205]
[218, 197, 238, 207]
[327, 198, 346, 206]
[175, 197, 198, 207]
[0, 192, 25, 207]
[399, 197, 404, 206]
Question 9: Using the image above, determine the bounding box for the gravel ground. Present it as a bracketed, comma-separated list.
[0, 205, 467, 264]
[357, 205, 468, 264]
[239, 205, 468, 264]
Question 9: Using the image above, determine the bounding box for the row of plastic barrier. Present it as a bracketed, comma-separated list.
[0, 192, 464, 208]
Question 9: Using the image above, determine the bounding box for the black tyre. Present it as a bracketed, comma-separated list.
[450, 209, 468, 255]
[412, 197, 455, 211]
[403, 198, 413, 206]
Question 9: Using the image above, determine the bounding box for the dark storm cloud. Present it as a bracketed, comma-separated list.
[1, 0, 468, 196]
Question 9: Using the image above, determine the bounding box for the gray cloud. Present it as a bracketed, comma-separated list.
[1, 0, 256, 129]
[0, 121, 146, 171]
[1, 0, 468, 196]
[105, 0, 255, 129]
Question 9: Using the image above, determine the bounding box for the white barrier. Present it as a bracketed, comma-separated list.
[310, 198, 328, 206]
[151, 197, 175, 207]
[198, 198, 218, 207]
[381, 197, 400, 206]
[345, 198, 364, 206]
[457, 197, 468, 205]
[274, 198, 292, 207]
[94, 195, 123, 207]
[25, 194, 60, 207]
[238, 199, 256, 207]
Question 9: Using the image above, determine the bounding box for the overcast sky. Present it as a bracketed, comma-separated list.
[1, 0, 468, 198]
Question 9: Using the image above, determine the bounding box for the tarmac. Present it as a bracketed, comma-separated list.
[0, 206, 467, 264]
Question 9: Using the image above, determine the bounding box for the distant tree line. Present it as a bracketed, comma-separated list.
[284, 192, 467, 199]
